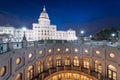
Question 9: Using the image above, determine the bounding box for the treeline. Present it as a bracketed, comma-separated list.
[92, 27, 118, 41]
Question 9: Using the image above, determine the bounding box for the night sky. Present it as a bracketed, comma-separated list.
[0, 0, 120, 34]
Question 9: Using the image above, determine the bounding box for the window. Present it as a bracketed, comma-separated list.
[109, 53, 115, 58]
[84, 49, 88, 53]
[57, 48, 61, 52]
[74, 56, 79, 66]
[16, 57, 21, 65]
[95, 60, 102, 73]
[38, 61, 43, 73]
[39, 50, 43, 55]
[74, 48, 78, 52]
[107, 65, 117, 80]
[27, 65, 34, 80]
[65, 73, 71, 79]
[96, 51, 100, 55]
[56, 56, 61, 66]
[47, 57, 53, 68]
[15, 73, 22, 80]
[65, 56, 70, 66]
[83, 58, 89, 69]
[66, 48, 69, 52]
[0, 66, 6, 77]
[48, 49, 52, 53]
[28, 53, 33, 58]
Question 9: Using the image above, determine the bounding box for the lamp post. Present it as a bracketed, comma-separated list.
[111, 33, 116, 43]
[22, 27, 26, 35]
[80, 30, 84, 44]
[22, 27, 27, 48]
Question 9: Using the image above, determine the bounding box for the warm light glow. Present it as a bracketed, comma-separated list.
[16, 57, 21, 65]
[48, 49, 52, 53]
[84, 49, 88, 53]
[74, 48, 78, 52]
[96, 51, 100, 55]
[57, 48, 61, 51]
[15, 73, 22, 80]
[47, 72, 93, 80]
[29, 53, 33, 58]
[66, 48, 69, 52]
[0, 66, 6, 77]
[109, 53, 115, 58]
[39, 50, 43, 55]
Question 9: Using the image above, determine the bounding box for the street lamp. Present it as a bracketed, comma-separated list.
[22, 27, 27, 32]
[22, 27, 27, 41]
[79, 30, 85, 44]
[22, 27, 27, 35]
[80, 30, 84, 34]
[111, 33, 116, 42]
[111, 33, 115, 37]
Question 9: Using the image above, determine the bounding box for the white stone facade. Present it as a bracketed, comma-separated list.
[0, 6, 76, 42]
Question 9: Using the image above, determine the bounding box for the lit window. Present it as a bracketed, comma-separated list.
[48, 49, 52, 53]
[56, 56, 61, 66]
[38, 61, 43, 73]
[27, 65, 34, 80]
[39, 50, 43, 55]
[47, 57, 53, 68]
[65, 56, 70, 66]
[107, 65, 117, 80]
[0, 66, 6, 77]
[84, 49, 88, 53]
[109, 53, 115, 58]
[95, 60, 102, 73]
[74, 48, 78, 52]
[57, 48, 61, 52]
[16, 57, 21, 65]
[15, 73, 22, 80]
[96, 51, 100, 55]
[83, 58, 89, 69]
[66, 48, 69, 52]
[29, 53, 33, 58]
[74, 56, 79, 66]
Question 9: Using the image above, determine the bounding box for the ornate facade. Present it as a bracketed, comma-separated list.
[0, 6, 76, 42]
[0, 41, 120, 80]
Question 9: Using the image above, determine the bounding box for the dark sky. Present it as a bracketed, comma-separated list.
[0, 0, 120, 34]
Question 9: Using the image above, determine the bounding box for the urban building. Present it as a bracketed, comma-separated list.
[0, 40, 120, 80]
[0, 6, 76, 42]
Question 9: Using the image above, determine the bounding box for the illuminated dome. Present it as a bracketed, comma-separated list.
[38, 6, 50, 25]
[40, 6, 49, 19]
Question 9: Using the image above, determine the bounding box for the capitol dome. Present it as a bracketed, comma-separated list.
[38, 6, 50, 25]
[40, 6, 49, 19]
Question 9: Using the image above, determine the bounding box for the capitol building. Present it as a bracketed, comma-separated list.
[0, 6, 76, 42]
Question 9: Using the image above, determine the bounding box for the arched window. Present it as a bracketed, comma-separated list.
[0, 66, 6, 77]
[74, 56, 79, 67]
[65, 73, 71, 79]
[27, 65, 34, 80]
[95, 60, 102, 73]
[83, 58, 89, 69]
[107, 65, 117, 80]
[47, 57, 53, 69]
[15, 73, 22, 80]
[56, 56, 62, 66]
[65, 56, 70, 66]
[38, 61, 43, 73]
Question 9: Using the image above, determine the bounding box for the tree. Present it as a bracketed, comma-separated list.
[93, 27, 118, 41]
